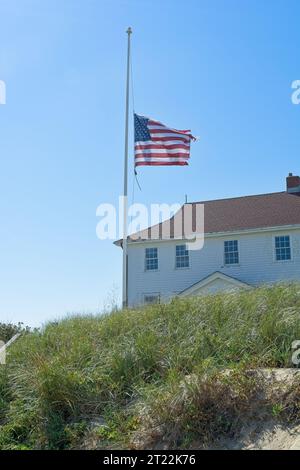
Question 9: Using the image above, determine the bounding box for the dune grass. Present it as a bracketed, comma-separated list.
[0, 284, 300, 449]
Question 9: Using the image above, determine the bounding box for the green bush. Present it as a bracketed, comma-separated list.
[0, 322, 31, 343]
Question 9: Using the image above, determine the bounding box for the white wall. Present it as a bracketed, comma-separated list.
[127, 228, 300, 306]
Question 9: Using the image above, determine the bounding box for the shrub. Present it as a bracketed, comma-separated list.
[0, 322, 31, 343]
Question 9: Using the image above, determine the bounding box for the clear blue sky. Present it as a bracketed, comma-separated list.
[0, 0, 299, 327]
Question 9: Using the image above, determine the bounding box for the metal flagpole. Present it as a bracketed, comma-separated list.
[122, 27, 132, 308]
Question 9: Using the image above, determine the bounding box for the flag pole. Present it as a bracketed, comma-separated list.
[122, 27, 132, 308]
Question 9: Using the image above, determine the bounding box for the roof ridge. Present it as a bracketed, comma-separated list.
[186, 191, 287, 205]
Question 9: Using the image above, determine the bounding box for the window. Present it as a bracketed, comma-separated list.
[176, 244, 190, 268]
[145, 247, 158, 271]
[224, 240, 239, 265]
[275, 236, 291, 261]
[144, 293, 160, 305]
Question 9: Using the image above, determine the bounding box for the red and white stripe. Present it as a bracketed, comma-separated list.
[135, 119, 195, 167]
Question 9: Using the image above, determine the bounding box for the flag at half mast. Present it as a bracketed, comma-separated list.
[134, 113, 196, 167]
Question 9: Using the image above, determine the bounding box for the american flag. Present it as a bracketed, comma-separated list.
[134, 114, 196, 167]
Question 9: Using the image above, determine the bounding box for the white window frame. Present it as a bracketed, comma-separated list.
[273, 234, 293, 262]
[175, 244, 190, 270]
[145, 247, 159, 271]
[224, 239, 239, 266]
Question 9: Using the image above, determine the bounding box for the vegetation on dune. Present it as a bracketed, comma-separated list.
[0, 284, 300, 450]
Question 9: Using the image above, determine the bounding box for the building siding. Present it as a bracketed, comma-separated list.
[127, 228, 300, 306]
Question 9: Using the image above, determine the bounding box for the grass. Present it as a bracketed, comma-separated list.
[0, 284, 300, 449]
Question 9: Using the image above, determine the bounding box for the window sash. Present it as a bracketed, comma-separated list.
[275, 236, 291, 261]
[224, 240, 239, 265]
[176, 245, 189, 268]
[145, 248, 158, 270]
[144, 294, 160, 304]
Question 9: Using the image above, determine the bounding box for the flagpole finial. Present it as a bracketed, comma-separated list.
[126, 27, 132, 35]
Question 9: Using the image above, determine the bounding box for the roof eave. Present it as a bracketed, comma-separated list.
[113, 223, 300, 248]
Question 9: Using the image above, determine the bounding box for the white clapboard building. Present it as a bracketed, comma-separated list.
[115, 174, 300, 306]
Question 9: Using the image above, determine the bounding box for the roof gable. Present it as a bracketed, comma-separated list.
[179, 272, 251, 296]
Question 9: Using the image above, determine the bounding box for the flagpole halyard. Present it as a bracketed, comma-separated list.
[122, 27, 132, 308]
